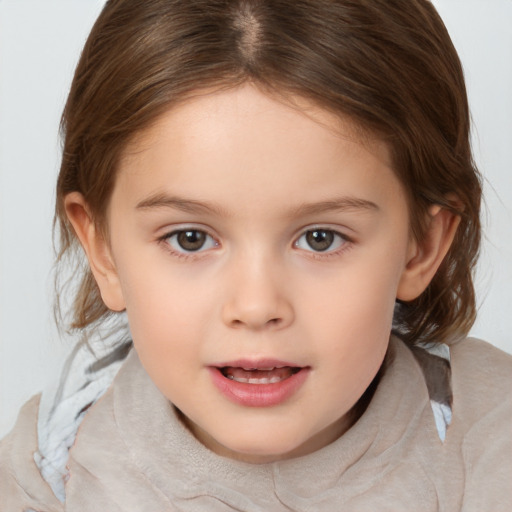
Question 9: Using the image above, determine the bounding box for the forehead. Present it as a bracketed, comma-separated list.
[122, 84, 391, 168]
[113, 84, 402, 218]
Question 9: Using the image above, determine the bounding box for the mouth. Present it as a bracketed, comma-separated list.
[219, 366, 302, 384]
[209, 360, 310, 407]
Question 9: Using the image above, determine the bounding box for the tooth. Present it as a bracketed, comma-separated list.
[225, 372, 289, 384]
[240, 366, 278, 371]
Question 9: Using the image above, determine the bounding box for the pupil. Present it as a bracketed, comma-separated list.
[177, 230, 206, 251]
[306, 230, 333, 251]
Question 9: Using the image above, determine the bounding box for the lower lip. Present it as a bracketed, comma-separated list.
[208, 367, 310, 407]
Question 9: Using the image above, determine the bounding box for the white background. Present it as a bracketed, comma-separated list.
[1, 0, 511, 438]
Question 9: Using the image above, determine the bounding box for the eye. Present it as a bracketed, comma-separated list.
[164, 229, 218, 253]
[294, 229, 346, 253]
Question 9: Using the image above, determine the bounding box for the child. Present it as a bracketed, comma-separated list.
[1, 0, 511, 510]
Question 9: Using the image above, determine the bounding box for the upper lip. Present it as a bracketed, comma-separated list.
[211, 358, 304, 370]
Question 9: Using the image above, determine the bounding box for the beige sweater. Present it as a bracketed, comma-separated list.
[1, 337, 511, 511]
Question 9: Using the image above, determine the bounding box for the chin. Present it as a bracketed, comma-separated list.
[214, 430, 314, 463]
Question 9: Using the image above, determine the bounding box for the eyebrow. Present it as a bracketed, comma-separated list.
[135, 193, 379, 217]
[290, 197, 379, 216]
[136, 193, 229, 216]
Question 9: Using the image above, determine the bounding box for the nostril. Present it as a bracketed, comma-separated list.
[228, 316, 283, 330]
[221, 294, 294, 330]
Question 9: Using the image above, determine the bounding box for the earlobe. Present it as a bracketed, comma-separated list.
[64, 192, 126, 312]
[397, 205, 461, 302]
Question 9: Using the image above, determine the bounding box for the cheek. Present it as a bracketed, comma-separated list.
[302, 249, 404, 380]
[116, 247, 206, 322]
[113, 262, 177, 343]
[313, 278, 395, 370]
[305, 250, 402, 333]
[119, 276, 204, 400]
[116, 260, 219, 368]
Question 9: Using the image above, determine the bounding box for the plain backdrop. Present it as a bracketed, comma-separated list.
[1, 0, 511, 438]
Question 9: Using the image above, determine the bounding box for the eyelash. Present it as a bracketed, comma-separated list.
[157, 227, 353, 260]
[158, 228, 219, 260]
[293, 228, 352, 259]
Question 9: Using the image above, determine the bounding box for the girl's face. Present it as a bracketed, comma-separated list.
[100, 84, 417, 462]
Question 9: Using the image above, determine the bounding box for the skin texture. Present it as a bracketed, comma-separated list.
[66, 84, 459, 463]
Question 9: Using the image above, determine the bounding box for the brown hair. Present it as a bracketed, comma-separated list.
[55, 0, 481, 345]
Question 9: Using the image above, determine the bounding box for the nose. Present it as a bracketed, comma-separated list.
[221, 253, 294, 331]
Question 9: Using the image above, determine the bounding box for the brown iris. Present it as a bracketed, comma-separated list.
[177, 230, 207, 251]
[305, 230, 334, 251]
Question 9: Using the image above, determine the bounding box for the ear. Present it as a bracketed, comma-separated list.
[397, 205, 461, 301]
[64, 192, 126, 312]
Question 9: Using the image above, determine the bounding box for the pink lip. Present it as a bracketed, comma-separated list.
[212, 358, 301, 369]
[208, 359, 310, 407]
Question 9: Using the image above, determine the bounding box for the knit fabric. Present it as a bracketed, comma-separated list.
[1, 336, 511, 511]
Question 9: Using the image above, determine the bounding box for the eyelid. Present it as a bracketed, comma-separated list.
[158, 225, 220, 256]
[293, 226, 352, 254]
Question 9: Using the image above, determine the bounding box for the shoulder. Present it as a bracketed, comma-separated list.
[0, 395, 63, 512]
[450, 336, 512, 372]
[450, 337, 512, 420]
[449, 338, 512, 511]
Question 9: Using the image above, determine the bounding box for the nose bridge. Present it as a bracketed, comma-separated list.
[221, 244, 294, 330]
